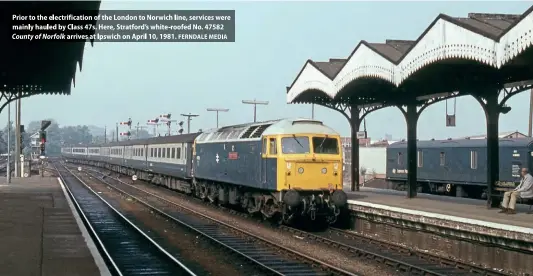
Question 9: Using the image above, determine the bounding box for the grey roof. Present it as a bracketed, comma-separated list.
[197, 118, 339, 144]
[389, 138, 533, 149]
[70, 133, 201, 148]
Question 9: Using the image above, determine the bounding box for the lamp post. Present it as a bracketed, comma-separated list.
[180, 113, 199, 134]
[242, 99, 269, 122]
[206, 108, 229, 128]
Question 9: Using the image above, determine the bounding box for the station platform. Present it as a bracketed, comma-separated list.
[344, 187, 533, 275]
[345, 187, 533, 232]
[0, 176, 109, 276]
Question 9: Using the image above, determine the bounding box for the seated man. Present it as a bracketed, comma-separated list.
[500, 168, 533, 214]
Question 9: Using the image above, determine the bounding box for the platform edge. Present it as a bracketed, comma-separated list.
[57, 177, 112, 276]
[347, 199, 533, 234]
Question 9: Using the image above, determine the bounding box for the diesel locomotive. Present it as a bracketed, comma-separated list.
[62, 118, 348, 224]
[386, 138, 532, 199]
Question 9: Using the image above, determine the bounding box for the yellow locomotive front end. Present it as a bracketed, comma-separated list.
[277, 133, 347, 224]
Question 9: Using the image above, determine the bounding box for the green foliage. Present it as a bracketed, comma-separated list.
[1, 119, 94, 156]
[0, 119, 155, 156]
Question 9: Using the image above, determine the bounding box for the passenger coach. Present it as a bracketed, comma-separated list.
[386, 138, 533, 198]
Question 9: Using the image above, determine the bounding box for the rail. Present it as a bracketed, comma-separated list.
[54, 163, 196, 276]
[77, 164, 509, 276]
[76, 166, 356, 276]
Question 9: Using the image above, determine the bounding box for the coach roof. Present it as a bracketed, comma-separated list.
[90, 132, 201, 147]
[389, 138, 533, 149]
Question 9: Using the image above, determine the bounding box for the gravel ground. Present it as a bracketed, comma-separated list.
[98, 171, 401, 276]
[76, 172, 267, 276]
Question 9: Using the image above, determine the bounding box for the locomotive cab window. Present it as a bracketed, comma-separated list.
[470, 150, 478, 169]
[312, 137, 339, 154]
[440, 152, 445, 166]
[262, 138, 267, 154]
[417, 151, 423, 167]
[281, 136, 310, 154]
[269, 138, 277, 155]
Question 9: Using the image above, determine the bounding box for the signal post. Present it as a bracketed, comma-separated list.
[39, 120, 51, 177]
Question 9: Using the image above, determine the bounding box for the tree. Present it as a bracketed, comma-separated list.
[136, 129, 151, 139]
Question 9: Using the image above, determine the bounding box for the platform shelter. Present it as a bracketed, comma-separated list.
[286, 6, 533, 207]
[0, 1, 101, 112]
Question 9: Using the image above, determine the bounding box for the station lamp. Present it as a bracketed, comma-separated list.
[500, 105, 512, 114]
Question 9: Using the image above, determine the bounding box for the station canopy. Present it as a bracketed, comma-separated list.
[0, 1, 101, 98]
[287, 6, 533, 107]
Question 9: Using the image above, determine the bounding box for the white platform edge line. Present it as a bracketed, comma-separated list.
[57, 177, 112, 276]
[347, 199, 533, 234]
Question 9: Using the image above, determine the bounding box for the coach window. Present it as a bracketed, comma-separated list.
[269, 138, 277, 154]
[417, 151, 423, 167]
[397, 152, 403, 166]
[470, 150, 478, 169]
[171, 148, 175, 158]
[177, 148, 181, 159]
[440, 152, 445, 166]
[158, 148, 162, 158]
[167, 148, 171, 158]
[163, 148, 166, 158]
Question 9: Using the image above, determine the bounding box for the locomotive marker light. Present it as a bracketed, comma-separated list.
[132, 175, 138, 181]
[298, 167, 304, 174]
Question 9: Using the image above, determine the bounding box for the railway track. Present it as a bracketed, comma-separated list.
[75, 163, 513, 276]
[69, 164, 356, 276]
[54, 164, 197, 276]
[281, 226, 507, 276]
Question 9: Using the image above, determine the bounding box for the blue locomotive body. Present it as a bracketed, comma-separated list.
[194, 140, 278, 191]
[386, 138, 533, 198]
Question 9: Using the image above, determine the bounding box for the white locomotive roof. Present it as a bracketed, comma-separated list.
[262, 118, 338, 136]
[196, 118, 339, 144]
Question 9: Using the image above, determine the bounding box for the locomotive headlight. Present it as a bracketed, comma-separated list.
[298, 167, 304, 174]
[321, 168, 327, 174]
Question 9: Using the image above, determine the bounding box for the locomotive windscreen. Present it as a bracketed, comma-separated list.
[312, 137, 339, 154]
